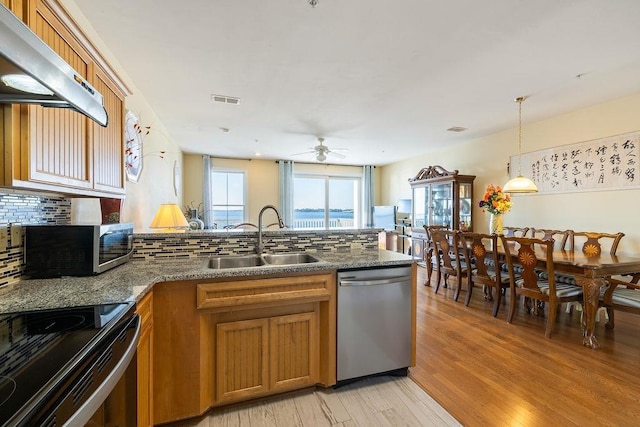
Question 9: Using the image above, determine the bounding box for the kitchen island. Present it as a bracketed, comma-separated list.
[0, 248, 413, 315]
[0, 248, 415, 425]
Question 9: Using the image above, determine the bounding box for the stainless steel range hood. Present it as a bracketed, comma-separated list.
[0, 3, 108, 126]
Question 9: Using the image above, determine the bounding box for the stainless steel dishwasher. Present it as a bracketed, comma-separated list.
[337, 265, 413, 383]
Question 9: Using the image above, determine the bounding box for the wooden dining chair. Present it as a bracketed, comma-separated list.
[499, 235, 584, 338]
[459, 232, 510, 316]
[430, 229, 469, 301]
[503, 227, 529, 237]
[567, 231, 625, 256]
[601, 274, 640, 330]
[423, 224, 450, 286]
[561, 231, 625, 319]
[529, 228, 571, 250]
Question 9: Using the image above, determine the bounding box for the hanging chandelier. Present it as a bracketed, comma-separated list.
[503, 96, 538, 193]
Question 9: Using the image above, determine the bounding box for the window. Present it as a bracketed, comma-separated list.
[293, 175, 360, 229]
[211, 170, 246, 228]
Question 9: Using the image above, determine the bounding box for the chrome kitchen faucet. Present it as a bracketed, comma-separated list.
[257, 205, 285, 255]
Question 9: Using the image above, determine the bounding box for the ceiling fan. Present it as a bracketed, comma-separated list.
[292, 137, 348, 162]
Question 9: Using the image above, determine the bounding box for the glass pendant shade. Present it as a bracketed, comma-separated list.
[504, 96, 538, 194]
[503, 175, 538, 193]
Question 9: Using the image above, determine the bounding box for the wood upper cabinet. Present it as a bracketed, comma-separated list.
[0, 0, 128, 196]
[27, 0, 94, 190]
[92, 66, 125, 192]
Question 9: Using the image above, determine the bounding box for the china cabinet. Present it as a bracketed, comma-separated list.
[408, 165, 475, 231]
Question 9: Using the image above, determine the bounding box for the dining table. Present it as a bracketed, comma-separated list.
[499, 243, 640, 349]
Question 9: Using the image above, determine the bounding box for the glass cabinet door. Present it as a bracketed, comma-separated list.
[429, 183, 453, 227]
[412, 186, 427, 228]
[459, 182, 472, 231]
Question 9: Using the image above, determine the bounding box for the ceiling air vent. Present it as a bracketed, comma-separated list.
[211, 94, 240, 105]
[447, 126, 467, 132]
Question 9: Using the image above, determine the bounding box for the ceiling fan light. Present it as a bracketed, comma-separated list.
[503, 175, 538, 193]
[316, 152, 326, 162]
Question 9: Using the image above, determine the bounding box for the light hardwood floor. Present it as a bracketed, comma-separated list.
[165, 265, 640, 426]
[411, 265, 640, 426]
[166, 375, 460, 427]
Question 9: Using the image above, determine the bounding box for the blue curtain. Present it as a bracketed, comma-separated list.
[202, 155, 215, 229]
[363, 165, 375, 227]
[278, 160, 294, 227]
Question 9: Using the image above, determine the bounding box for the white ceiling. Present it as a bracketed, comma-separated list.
[73, 0, 640, 166]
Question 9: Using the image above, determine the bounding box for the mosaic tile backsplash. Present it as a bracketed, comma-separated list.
[0, 191, 381, 287]
[0, 192, 71, 288]
[132, 229, 380, 260]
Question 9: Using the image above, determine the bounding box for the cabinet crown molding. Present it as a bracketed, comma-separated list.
[409, 165, 459, 183]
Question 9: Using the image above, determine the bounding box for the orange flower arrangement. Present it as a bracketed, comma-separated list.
[478, 184, 512, 215]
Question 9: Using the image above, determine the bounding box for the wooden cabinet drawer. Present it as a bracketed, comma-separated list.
[197, 272, 333, 312]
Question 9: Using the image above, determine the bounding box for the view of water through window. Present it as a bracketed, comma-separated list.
[294, 176, 360, 229]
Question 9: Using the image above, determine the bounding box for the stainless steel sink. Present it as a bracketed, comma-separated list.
[206, 254, 266, 269]
[262, 253, 322, 265]
[205, 252, 322, 269]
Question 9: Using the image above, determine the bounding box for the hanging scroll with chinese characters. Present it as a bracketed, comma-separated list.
[509, 131, 640, 194]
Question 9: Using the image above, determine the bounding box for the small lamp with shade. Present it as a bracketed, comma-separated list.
[150, 203, 189, 232]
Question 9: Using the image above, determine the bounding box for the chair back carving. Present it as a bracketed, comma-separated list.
[459, 232, 499, 283]
[569, 231, 624, 256]
[503, 227, 529, 237]
[529, 228, 571, 251]
[421, 225, 451, 286]
[431, 229, 457, 273]
[423, 224, 450, 241]
[459, 232, 510, 315]
[500, 236, 556, 294]
[430, 228, 468, 301]
[500, 235, 583, 338]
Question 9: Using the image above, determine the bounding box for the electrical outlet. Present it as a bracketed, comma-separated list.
[10, 223, 21, 247]
[0, 225, 7, 252]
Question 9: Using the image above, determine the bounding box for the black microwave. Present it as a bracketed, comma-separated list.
[24, 223, 134, 278]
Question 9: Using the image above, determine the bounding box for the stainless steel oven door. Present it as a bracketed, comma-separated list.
[64, 313, 140, 426]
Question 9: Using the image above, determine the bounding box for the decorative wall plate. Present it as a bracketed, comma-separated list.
[125, 110, 143, 182]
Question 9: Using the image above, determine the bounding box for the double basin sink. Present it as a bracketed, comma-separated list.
[206, 252, 324, 269]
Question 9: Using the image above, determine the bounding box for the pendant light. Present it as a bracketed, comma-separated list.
[503, 96, 538, 193]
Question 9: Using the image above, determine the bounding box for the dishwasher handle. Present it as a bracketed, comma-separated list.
[339, 275, 412, 287]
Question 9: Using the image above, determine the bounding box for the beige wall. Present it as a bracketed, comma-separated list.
[380, 92, 640, 252]
[183, 157, 381, 226]
[62, 0, 184, 232]
[121, 99, 183, 232]
[183, 156, 280, 226]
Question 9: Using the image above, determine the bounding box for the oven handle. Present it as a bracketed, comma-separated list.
[63, 314, 141, 427]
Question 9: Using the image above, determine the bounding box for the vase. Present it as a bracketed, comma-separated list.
[188, 209, 204, 230]
[489, 213, 503, 236]
[99, 197, 123, 224]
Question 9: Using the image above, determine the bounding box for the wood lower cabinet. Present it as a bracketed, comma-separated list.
[153, 271, 336, 425]
[270, 311, 319, 391]
[0, 0, 128, 197]
[216, 311, 319, 404]
[216, 318, 270, 403]
[136, 291, 153, 427]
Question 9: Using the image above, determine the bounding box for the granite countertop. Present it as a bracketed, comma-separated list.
[0, 249, 414, 315]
